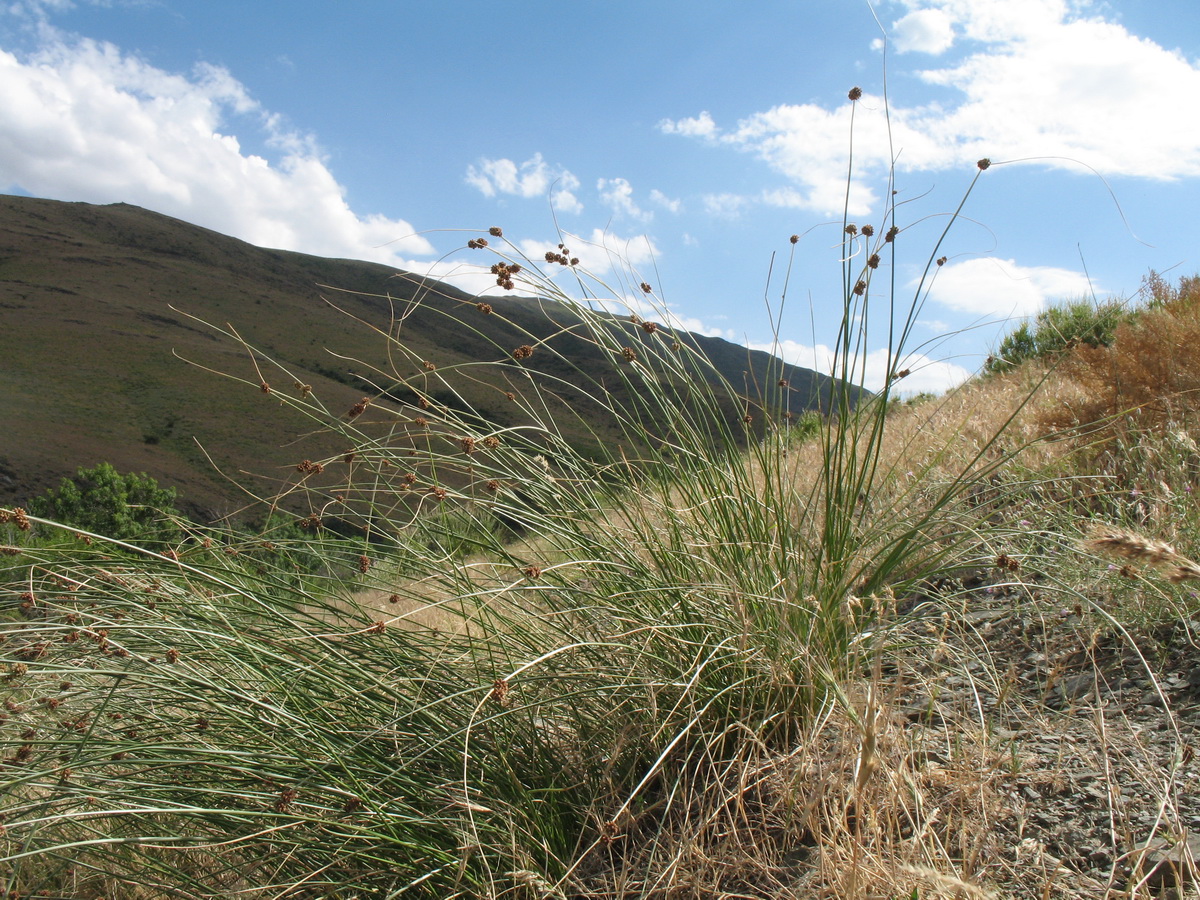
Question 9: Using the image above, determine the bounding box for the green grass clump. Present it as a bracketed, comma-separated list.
[7, 92, 1179, 899]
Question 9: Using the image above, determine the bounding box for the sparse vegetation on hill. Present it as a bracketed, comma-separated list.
[0, 194, 845, 522]
[4, 109, 1200, 899]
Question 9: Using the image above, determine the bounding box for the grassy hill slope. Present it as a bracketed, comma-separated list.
[0, 194, 845, 520]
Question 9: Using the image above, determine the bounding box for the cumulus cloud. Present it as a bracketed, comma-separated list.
[702, 193, 752, 218]
[922, 257, 1094, 317]
[663, 1, 1200, 219]
[754, 339, 972, 394]
[649, 189, 681, 214]
[0, 36, 435, 265]
[464, 153, 582, 213]
[518, 227, 659, 278]
[597, 176, 651, 221]
[658, 110, 718, 139]
[891, 8, 956, 54]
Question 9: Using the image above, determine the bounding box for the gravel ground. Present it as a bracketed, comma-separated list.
[885, 569, 1200, 899]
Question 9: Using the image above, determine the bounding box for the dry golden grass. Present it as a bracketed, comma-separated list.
[1037, 277, 1200, 449]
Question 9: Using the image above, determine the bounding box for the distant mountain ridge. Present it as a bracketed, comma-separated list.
[0, 194, 847, 521]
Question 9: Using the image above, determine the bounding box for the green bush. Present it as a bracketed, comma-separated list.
[985, 296, 1128, 374]
[27, 462, 182, 545]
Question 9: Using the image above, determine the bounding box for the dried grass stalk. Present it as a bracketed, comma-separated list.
[1083, 525, 1200, 583]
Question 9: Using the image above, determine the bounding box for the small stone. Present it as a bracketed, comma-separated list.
[1143, 834, 1200, 890]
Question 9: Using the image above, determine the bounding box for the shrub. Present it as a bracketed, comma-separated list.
[985, 295, 1128, 374]
[27, 462, 182, 545]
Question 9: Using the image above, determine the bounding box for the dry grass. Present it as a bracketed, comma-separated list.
[1037, 277, 1200, 455]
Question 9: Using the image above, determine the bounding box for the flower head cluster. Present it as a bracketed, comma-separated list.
[491, 261, 521, 290]
[544, 243, 579, 266]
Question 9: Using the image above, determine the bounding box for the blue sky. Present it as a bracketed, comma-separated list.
[2, 0, 1198, 394]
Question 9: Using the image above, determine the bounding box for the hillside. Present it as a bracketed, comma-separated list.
[0, 194, 844, 521]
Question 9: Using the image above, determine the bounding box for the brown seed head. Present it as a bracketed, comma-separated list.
[513, 344, 534, 360]
[790, 234, 799, 244]
[423, 360, 436, 371]
[861, 224, 874, 237]
[885, 225, 900, 243]
[489, 226, 503, 237]
[845, 224, 858, 236]
[848, 86, 863, 101]
[868, 253, 881, 269]
[260, 381, 272, 394]
[853, 279, 867, 296]
[977, 158, 991, 170]
[936, 256, 948, 267]
[459, 436, 477, 454]
[640, 282, 653, 294]
[348, 397, 370, 418]
[995, 553, 1021, 572]
[476, 302, 493, 314]
[275, 787, 298, 812]
[621, 347, 637, 362]
[490, 678, 511, 707]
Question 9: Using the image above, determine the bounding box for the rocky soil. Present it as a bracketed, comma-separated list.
[885, 569, 1200, 898]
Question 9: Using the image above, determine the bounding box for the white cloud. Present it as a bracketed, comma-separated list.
[711, 94, 942, 216]
[649, 189, 681, 214]
[702, 192, 751, 218]
[0, 37, 435, 265]
[915, 16, 1200, 178]
[921, 257, 1094, 317]
[754, 339, 972, 394]
[465, 153, 582, 213]
[597, 176, 651, 221]
[891, 8, 956, 54]
[919, 0, 1072, 44]
[658, 110, 719, 139]
[517, 227, 659, 280]
[664, 2, 1200, 221]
